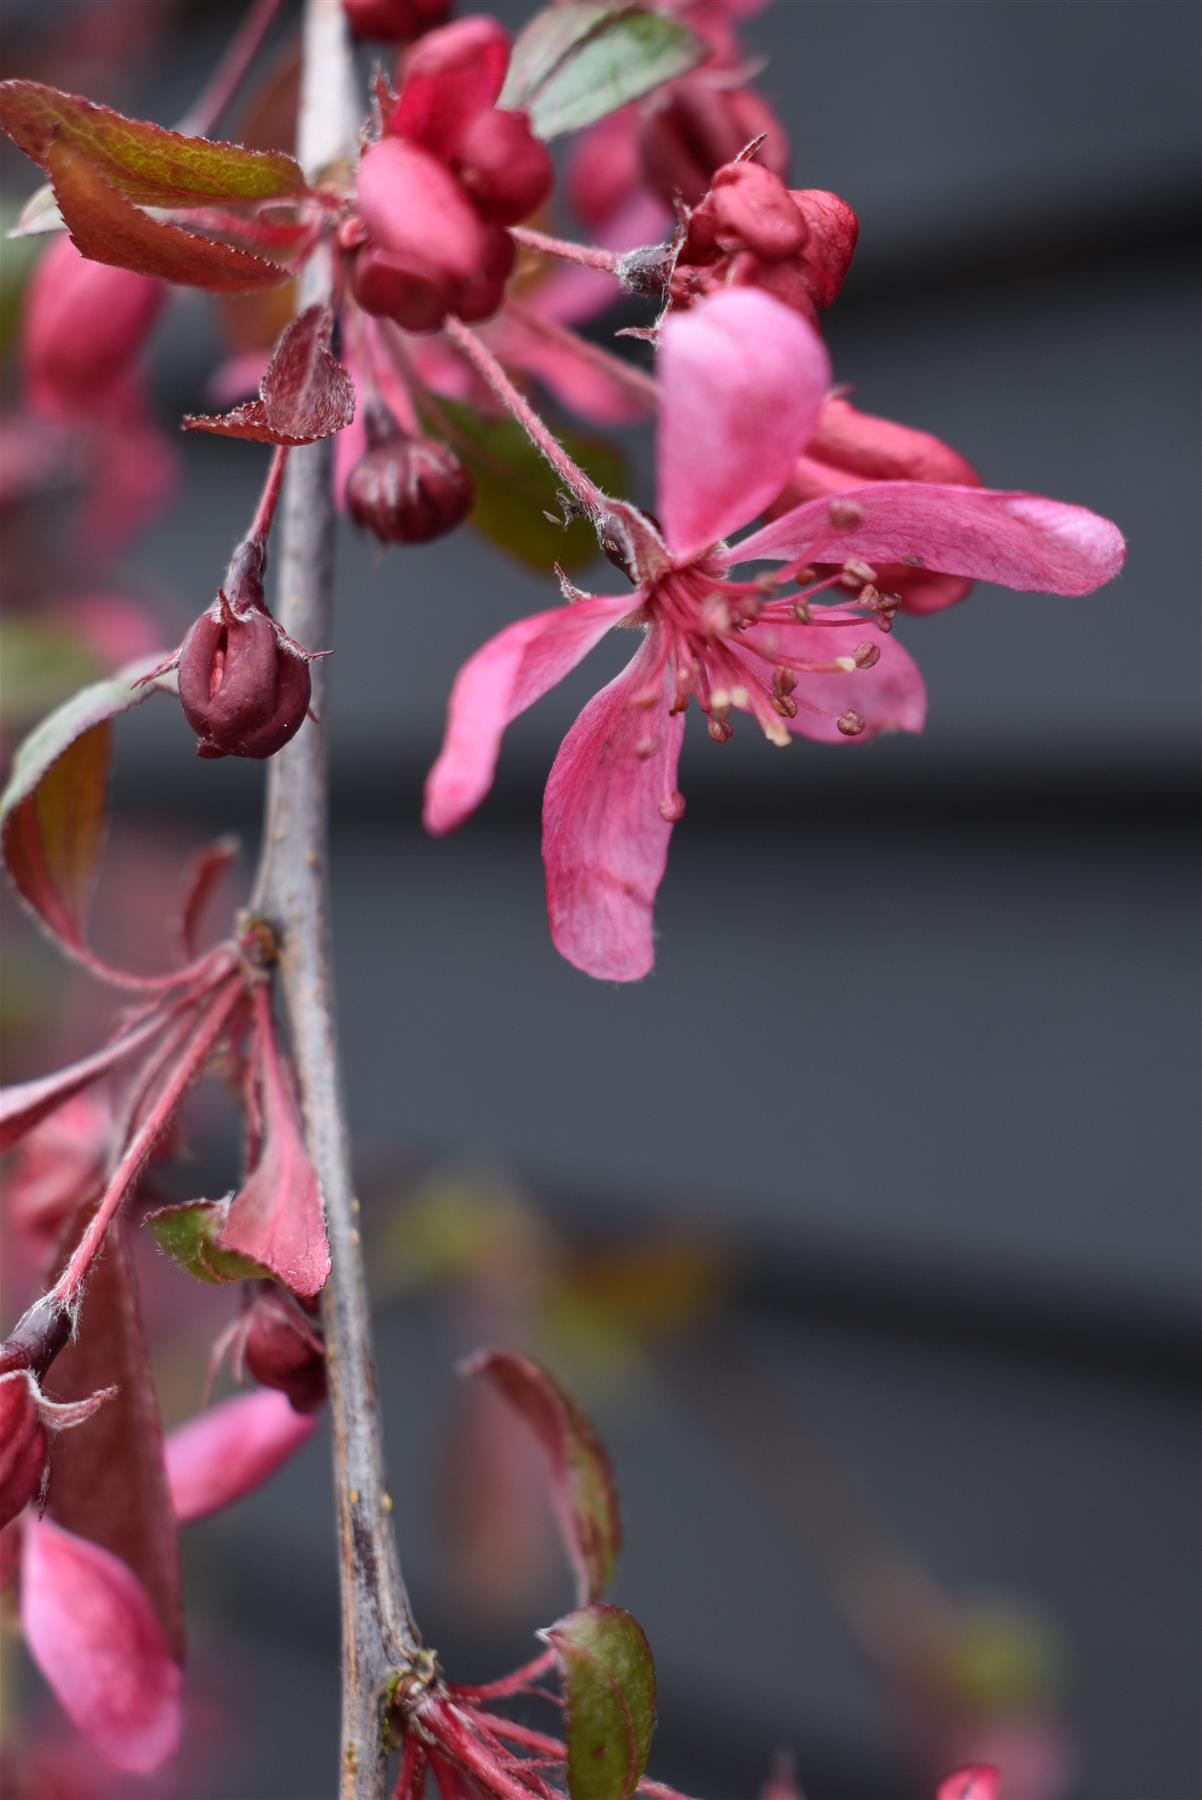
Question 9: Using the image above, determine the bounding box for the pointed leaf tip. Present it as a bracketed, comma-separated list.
[184, 305, 354, 443]
[544, 1603, 657, 1800]
[463, 1349, 620, 1604]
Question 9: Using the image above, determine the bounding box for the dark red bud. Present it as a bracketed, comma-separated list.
[0, 1371, 48, 1530]
[789, 188, 859, 310]
[447, 223, 515, 324]
[178, 605, 311, 760]
[348, 242, 452, 333]
[699, 162, 808, 261]
[343, 0, 450, 42]
[452, 107, 554, 226]
[242, 1286, 327, 1415]
[640, 80, 789, 210]
[347, 431, 474, 545]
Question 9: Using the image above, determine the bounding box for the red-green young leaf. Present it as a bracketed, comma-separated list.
[0, 649, 175, 960]
[183, 304, 355, 444]
[543, 1604, 657, 1800]
[145, 1199, 270, 1287]
[462, 1349, 620, 1603]
[0, 1011, 170, 1153]
[502, 6, 707, 141]
[430, 398, 626, 574]
[45, 1216, 184, 1660]
[47, 142, 290, 292]
[0, 80, 306, 208]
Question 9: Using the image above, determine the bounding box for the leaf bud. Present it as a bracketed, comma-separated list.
[346, 423, 474, 546]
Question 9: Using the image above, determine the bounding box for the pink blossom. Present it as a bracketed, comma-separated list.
[425, 290, 1124, 980]
[20, 1516, 182, 1773]
[937, 1767, 1001, 1800]
[165, 1389, 317, 1524]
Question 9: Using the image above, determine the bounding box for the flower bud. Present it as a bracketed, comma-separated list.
[177, 603, 311, 760]
[452, 107, 554, 226]
[346, 427, 474, 545]
[22, 236, 164, 411]
[393, 16, 512, 155]
[349, 243, 453, 333]
[0, 1370, 48, 1530]
[639, 79, 789, 210]
[241, 1286, 327, 1415]
[343, 0, 449, 42]
[789, 188, 859, 310]
[447, 223, 516, 324]
[693, 161, 808, 262]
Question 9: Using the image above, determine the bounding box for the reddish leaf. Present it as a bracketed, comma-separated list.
[175, 835, 239, 961]
[461, 1349, 620, 1604]
[21, 1517, 182, 1774]
[0, 1011, 169, 1152]
[216, 997, 330, 1297]
[184, 304, 355, 443]
[44, 1218, 184, 1660]
[543, 1604, 657, 1800]
[0, 80, 305, 207]
[0, 650, 175, 963]
[48, 142, 291, 292]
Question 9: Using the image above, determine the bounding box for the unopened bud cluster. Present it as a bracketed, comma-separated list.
[343, 18, 552, 333]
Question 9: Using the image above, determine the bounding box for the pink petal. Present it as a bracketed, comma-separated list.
[393, 17, 511, 156]
[740, 611, 927, 743]
[165, 1389, 317, 1524]
[21, 1517, 181, 1774]
[657, 290, 831, 562]
[543, 633, 685, 982]
[936, 1768, 1001, 1800]
[730, 482, 1126, 594]
[423, 591, 634, 836]
[356, 137, 485, 282]
[807, 396, 979, 486]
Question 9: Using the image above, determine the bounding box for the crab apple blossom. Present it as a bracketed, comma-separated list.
[344, 15, 552, 332]
[667, 158, 859, 321]
[425, 287, 1124, 980]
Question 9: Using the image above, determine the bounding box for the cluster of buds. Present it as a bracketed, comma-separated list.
[667, 155, 859, 321]
[641, 63, 790, 210]
[343, 17, 553, 333]
[346, 408, 475, 546]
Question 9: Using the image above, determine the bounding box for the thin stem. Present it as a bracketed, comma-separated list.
[51, 980, 243, 1308]
[510, 225, 624, 276]
[250, 6, 418, 1798]
[249, 445, 292, 543]
[503, 299, 660, 409]
[180, 0, 287, 138]
[442, 315, 608, 516]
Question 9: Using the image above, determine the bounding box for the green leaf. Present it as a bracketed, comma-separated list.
[47, 141, 291, 292]
[0, 649, 175, 958]
[462, 1350, 621, 1603]
[430, 397, 626, 574]
[146, 1200, 270, 1286]
[0, 80, 307, 208]
[504, 6, 707, 141]
[544, 1604, 657, 1800]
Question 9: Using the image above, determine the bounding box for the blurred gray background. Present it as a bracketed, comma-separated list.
[3, 1, 1200, 1796]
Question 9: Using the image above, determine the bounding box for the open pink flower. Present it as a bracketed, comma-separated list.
[425, 289, 1124, 981]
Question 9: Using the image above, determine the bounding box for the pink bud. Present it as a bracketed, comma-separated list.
[350, 243, 454, 333]
[241, 1285, 327, 1414]
[347, 428, 474, 545]
[177, 605, 311, 760]
[0, 1371, 48, 1530]
[343, 0, 450, 42]
[789, 188, 859, 309]
[447, 222, 516, 324]
[639, 78, 789, 210]
[22, 236, 164, 411]
[392, 15, 512, 155]
[452, 107, 554, 226]
[699, 161, 809, 261]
